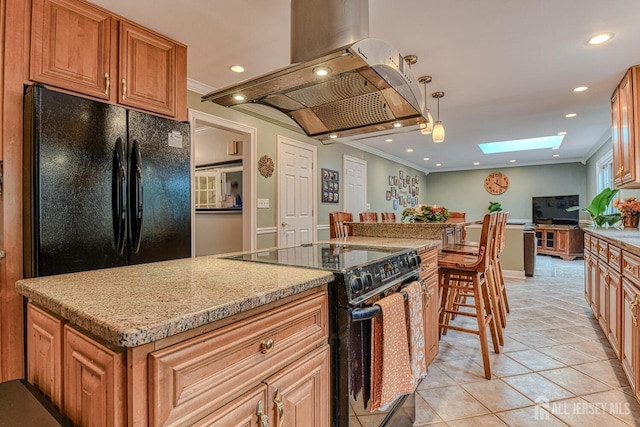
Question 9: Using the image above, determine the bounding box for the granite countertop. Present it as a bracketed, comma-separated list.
[15, 257, 333, 348]
[583, 227, 640, 254]
[348, 221, 465, 239]
[320, 236, 441, 252]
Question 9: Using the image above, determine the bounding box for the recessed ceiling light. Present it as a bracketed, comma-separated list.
[233, 94, 246, 101]
[423, 157, 429, 161]
[474, 162, 480, 166]
[312, 66, 332, 77]
[435, 163, 442, 167]
[229, 65, 245, 73]
[478, 135, 563, 154]
[588, 33, 613, 45]
[329, 133, 338, 139]
[573, 86, 588, 92]
[553, 154, 560, 158]
[565, 113, 577, 118]
[393, 122, 403, 128]
[557, 131, 567, 135]
[552, 146, 560, 150]
[385, 139, 393, 142]
[509, 159, 516, 163]
[406, 149, 413, 152]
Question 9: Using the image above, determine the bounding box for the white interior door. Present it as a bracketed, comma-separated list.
[343, 155, 367, 217]
[278, 136, 316, 247]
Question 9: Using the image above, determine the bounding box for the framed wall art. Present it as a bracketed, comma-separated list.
[322, 168, 339, 203]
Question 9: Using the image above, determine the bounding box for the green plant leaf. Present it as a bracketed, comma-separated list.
[565, 187, 619, 218]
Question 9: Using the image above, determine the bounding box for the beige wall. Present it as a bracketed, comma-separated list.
[195, 212, 243, 255]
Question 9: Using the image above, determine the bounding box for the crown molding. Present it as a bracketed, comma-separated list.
[187, 78, 215, 95]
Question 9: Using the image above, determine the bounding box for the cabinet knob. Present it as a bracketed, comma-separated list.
[260, 338, 275, 354]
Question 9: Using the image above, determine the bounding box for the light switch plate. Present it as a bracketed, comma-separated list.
[257, 198, 269, 208]
[366, 203, 371, 210]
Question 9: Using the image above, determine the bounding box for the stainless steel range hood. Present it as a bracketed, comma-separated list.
[201, 0, 426, 141]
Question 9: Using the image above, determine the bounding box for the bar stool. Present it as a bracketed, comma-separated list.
[438, 212, 501, 379]
[381, 212, 396, 223]
[359, 212, 378, 222]
[329, 212, 353, 238]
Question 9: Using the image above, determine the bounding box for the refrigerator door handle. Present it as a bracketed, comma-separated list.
[114, 138, 127, 255]
[130, 140, 144, 253]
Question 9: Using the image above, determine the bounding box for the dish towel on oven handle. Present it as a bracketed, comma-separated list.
[370, 292, 413, 412]
[402, 281, 428, 388]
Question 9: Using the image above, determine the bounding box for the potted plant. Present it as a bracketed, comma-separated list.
[401, 204, 450, 222]
[613, 196, 640, 228]
[565, 187, 621, 227]
[488, 201, 502, 212]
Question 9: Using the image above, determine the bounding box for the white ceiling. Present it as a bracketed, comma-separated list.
[91, 0, 640, 173]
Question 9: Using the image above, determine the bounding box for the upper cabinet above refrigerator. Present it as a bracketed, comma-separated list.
[29, 0, 187, 120]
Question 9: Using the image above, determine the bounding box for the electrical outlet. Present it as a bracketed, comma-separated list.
[257, 198, 270, 208]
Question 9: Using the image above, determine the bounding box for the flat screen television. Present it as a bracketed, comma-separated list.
[532, 195, 580, 225]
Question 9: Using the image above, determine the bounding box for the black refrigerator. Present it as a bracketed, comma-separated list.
[23, 85, 191, 278]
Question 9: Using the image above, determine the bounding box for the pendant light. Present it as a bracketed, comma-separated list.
[431, 91, 445, 143]
[418, 76, 433, 135]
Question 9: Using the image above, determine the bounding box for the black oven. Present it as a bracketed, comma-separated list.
[223, 243, 422, 426]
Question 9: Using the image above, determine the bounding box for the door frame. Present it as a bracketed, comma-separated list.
[277, 135, 317, 246]
[342, 154, 367, 214]
[189, 109, 257, 252]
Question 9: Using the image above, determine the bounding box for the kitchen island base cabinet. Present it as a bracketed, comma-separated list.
[418, 246, 439, 366]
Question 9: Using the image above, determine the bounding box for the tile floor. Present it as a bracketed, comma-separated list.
[353, 255, 640, 426]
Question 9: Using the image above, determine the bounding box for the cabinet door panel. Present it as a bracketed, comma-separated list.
[619, 70, 636, 185]
[621, 279, 638, 392]
[119, 21, 176, 116]
[63, 325, 126, 427]
[608, 269, 622, 357]
[265, 345, 330, 427]
[27, 303, 64, 409]
[31, 0, 111, 99]
[192, 384, 268, 427]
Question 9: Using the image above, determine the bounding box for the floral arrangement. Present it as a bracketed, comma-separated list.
[613, 196, 640, 219]
[401, 204, 449, 223]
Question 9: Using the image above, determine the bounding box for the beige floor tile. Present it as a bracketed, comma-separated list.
[538, 367, 613, 395]
[546, 397, 630, 427]
[507, 318, 556, 332]
[532, 327, 589, 345]
[354, 413, 388, 427]
[505, 349, 567, 371]
[538, 344, 600, 365]
[495, 405, 567, 426]
[571, 360, 630, 388]
[446, 414, 507, 426]
[411, 393, 445, 426]
[417, 385, 491, 421]
[581, 388, 640, 426]
[500, 335, 531, 353]
[417, 364, 457, 390]
[567, 325, 607, 341]
[503, 373, 574, 402]
[468, 352, 532, 378]
[434, 358, 488, 384]
[566, 338, 618, 360]
[461, 379, 532, 412]
[506, 330, 563, 348]
[539, 315, 586, 328]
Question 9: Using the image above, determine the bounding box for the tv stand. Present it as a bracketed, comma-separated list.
[534, 225, 584, 260]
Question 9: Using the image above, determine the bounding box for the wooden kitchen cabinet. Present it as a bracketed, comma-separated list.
[621, 278, 639, 396]
[30, 0, 186, 119]
[535, 225, 583, 260]
[26, 303, 64, 410]
[612, 66, 640, 188]
[419, 246, 439, 366]
[63, 325, 126, 427]
[584, 249, 599, 315]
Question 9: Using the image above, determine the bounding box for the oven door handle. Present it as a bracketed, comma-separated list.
[350, 277, 423, 321]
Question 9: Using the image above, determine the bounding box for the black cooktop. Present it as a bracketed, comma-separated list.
[222, 243, 410, 272]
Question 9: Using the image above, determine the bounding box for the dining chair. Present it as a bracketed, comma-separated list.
[359, 212, 378, 222]
[329, 212, 353, 238]
[381, 212, 396, 223]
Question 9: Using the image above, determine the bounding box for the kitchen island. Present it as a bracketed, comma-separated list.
[16, 256, 334, 426]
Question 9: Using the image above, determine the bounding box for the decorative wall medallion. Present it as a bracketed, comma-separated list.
[258, 155, 274, 178]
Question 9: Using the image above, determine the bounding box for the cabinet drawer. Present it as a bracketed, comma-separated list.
[608, 245, 622, 272]
[419, 248, 438, 280]
[589, 236, 599, 253]
[584, 234, 592, 252]
[598, 240, 609, 261]
[622, 251, 640, 285]
[149, 291, 328, 427]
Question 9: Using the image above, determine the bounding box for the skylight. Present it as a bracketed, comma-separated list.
[478, 135, 564, 154]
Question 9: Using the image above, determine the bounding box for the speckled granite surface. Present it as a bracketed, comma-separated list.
[320, 236, 441, 251]
[584, 227, 640, 254]
[16, 256, 333, 348]
[349, 222, 460, 239]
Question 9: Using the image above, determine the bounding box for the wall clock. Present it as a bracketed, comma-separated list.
[484, 172, 509, 195]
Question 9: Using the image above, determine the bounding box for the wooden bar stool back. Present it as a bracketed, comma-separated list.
[381, 212, 396, 222]
[329, 212, 353, 238]
[359, 212, 378, 222]
[438, 212, 501, 379]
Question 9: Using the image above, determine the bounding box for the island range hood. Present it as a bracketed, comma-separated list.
[201, 0, 426, 141]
